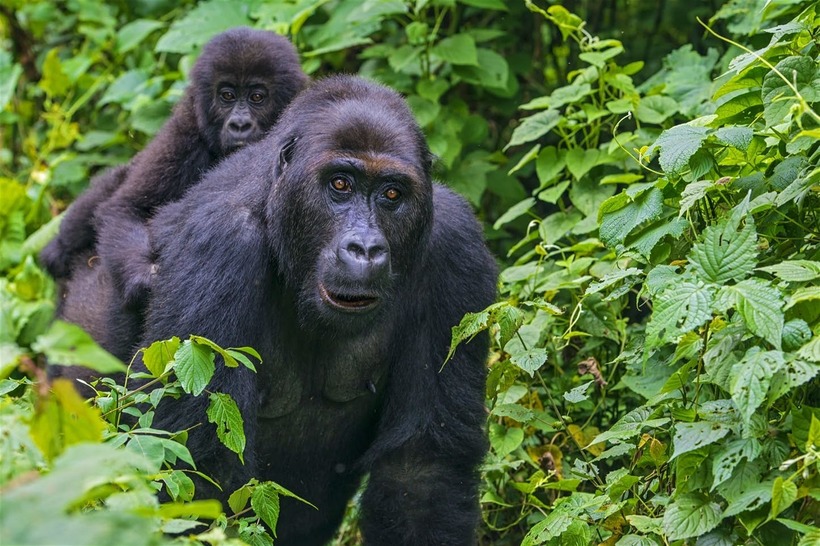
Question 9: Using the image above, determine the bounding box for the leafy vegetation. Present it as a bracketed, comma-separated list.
[1, 0, 818, 545]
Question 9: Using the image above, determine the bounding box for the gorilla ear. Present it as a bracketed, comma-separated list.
[279, 137, 298, 171]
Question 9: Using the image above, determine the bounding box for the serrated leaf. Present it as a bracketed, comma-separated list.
[522, 511, 574, 546]
[174, 340, 215, 395]
[447, 310, 490, 362]
[770, 476, 798, 518]
[650, 124, 710, 175]
[647, 281, 714, 346]
[724, 482, 772, 517]
[670, 421, 729, 460]
[711, 438, 761, 490]
[251, 482, 282, 536]
[490, 403, 534, 423]
[762, 56, 819, 127]
[714, 126, 753, 150]
[679, 180, 714, 216]
[627, 216, 688, 258]
[599, 187, 664, 247]
[492, 303, 525, 347]
[758, 260, 820, 282]
[723, 279, 784, 348]
[662, 493, 721, 541]
[731, 348, 784, 423]
[689, 215, 757, 284]
[563, 380, 593, 403]
[206, 392, 246, 462]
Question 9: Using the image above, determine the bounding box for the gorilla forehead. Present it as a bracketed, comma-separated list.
[191, 27, 302, 86]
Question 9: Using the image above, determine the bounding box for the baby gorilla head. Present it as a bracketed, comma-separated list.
[191, 27, 309, 155]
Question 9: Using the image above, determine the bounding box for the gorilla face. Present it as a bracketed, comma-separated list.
[191, 27, 308, 158]
[267, 78, 435, 331]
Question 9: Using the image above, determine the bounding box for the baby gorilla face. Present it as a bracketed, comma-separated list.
[216, 82, 269, 152]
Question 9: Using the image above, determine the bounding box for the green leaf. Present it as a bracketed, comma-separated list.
[493, 198, 535, 229]
[0, 52, 22, 110]
[711, 438, 761, 490]
[507, 109, 561, 149]
[510, 347, 548, 376]
[646, 282, 714, 346]
[731, 348, 784, 423]
[714, 126, 753, 150]
[228, 484, 253, 515]
[33, 321, 126, 374]
[251, 482, 282, 536]
[459, 0, 508, 9]
[538, 209, 583, 244]
[599, 187, 664, 248]
[155, 0, 251, 54]
[635, 95, 678, 124]
[116, 19, 165, 54]
[563, 381, 593, 403]
[522, 511, 574, 546]
[662, 493, 721, 541]
[446, 310, 490, 362]
[536, 146, 566, 187]
[141, 337, 181, 378]
[206, 392, 246, 462]
[723, 279, 784, 348]
[758, 260, 820, 282]
[565, 148, 603, 180]
[488, 423, 524, 457]
[491, 403, 534, 423]
[670, 421, 729, 460]
[174, 340, 215, 395]
[689, 215, 757, 284]
[770, 477, 798, 518]
[39, 49, 70, 97]
[431, 34, 478, 66]
[650, 124, 710, 175]
[762, 56, 819, 127]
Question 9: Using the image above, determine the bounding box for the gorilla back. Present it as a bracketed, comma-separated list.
[143, 75, 497, 545]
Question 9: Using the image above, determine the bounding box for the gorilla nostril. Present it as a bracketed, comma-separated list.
[229, 121, 252, 134]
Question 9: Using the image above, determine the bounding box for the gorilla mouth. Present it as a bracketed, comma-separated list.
[319, 284, 379, 312]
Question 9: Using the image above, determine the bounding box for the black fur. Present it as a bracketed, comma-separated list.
[138, 76, 497, 545]
[46, 27, 308, 361]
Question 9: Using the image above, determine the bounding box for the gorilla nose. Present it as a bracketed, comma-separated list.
[228, 117, 253, 137]
[337, 232, 389, 282]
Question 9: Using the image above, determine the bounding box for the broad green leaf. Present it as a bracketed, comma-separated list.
[538, 210, 584, 244]
[155, 0, 251, 54]
[786, 286, 820, 309]
[650, 124, 710, 175]
[724, 482, 773, 517]
[251, 482, 282, 536]
[731, 348, 784, 423]
[721, 279, 784, 348]
[689, 215, 757, 284]
[646, 282, 714, 346]
[762, 56, 819, 127]
[535, 147, 566, 187]
[679, 180, 715, 216]
[489, 423, 524, 457]
[447, 310, 490, 362]
[507, 109, 561, 149]
[758, 260, 820, 282]
[626, 217, 688, 259]
[174, 340, 215, 396]
[493, 198, 535, 229]
[522, 511, 574, 546]
[711, 438, 761, 490]
[207, 392, 246, 462]
[491, 403, 534, 423]
[662, 493, 721, 541]
[141, 337, 181, 378]
[228, 484, 253, 515]
[510, 347, 548, 376]
[635, 95, 678, 124]
[492, 303, 525, 348]
[39, 49, 70, 97]
[599, 187, 664, 248]
[565, 148, 604, 180]
[670, 421, 729, 460]
[459, 0, 508, 10]
[33, 321, 126, 374]
[714, 126, 753, 150]
[507, 145, 540, 176]
[126, 435, 166, 472]
[162, 470, 195, 502]
[625, 514, 664, 535]
[781, 319, 813, 351]
[770, 477, 798, 518]
[0, 52, 22, 109]
[116, 19, 165, 54]
[431, 34, 478, 66]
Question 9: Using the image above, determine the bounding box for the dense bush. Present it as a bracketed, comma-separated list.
[1, 1, 817, 545]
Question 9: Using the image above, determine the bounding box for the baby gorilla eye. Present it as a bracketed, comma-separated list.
[249, 92, 265, 104]
[221, 90, 236, 101]
[384, 188, 401, 201]
[330, 177, 352, 193]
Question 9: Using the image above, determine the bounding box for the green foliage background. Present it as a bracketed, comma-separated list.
[1, 0, 818, 545]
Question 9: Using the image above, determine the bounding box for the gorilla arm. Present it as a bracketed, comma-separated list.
[359, 185, 497, 545]
[39, 164, 128, 279]
[93, 98, 213, 307]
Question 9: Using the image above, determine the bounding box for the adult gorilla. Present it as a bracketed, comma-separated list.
[140, 75, 497, 545]
[40, 27, 308, 316]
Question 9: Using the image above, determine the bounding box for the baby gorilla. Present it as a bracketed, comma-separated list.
[40, 27, 308, 311]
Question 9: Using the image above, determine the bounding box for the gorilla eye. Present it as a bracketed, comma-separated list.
[249, 92, 265, 104]
[330, 177, 352, 193]
[384, 188, 401, 201]
[221, 90, 236, 101]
